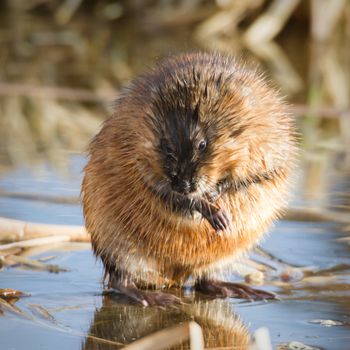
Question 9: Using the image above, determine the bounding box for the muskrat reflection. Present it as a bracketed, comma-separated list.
[82, 296, 251, 350]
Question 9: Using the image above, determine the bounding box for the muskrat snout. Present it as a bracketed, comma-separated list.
[171, 176, 197, 195]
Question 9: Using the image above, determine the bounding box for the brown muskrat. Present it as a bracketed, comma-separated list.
[82, 52, 297, 306]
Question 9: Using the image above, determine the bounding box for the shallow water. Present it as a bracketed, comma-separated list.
[1, 2, 350, 348]
[0, 156, 350, 349]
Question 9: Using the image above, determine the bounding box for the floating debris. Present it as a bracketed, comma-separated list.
[0, 297, 32, 319]
[245, 271, 265, 285]
[297, 275, 338, 286]
[280, 267, 305, 282]
[0, 288, 30, 301]
[277, 341, 322, 350]
[308, 319, 344, 327]
[4, 254, 69, 273]
[38, 256, 57, 263]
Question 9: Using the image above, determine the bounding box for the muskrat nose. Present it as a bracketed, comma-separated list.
[171, 178, 192, 194]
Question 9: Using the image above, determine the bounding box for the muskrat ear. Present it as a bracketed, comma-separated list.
[193, 101, 200, 124]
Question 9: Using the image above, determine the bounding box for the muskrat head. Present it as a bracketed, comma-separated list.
[144, 78, 250, 200]
[157, 102, 208, 195]
[146, 81, 229, 201]
[136, 54, 293, 203]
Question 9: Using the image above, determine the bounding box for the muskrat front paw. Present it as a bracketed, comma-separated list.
[208, 209, 232, 233]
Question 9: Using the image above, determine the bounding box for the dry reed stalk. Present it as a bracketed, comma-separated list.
[243, 0, 302, 93]
[84, 335, 124, 347]
[311, 0, 346, 41]
[18, 243, 91, 258]
[4, 254, 68, 272]
[0, 288, 29, 300]
[0, 217, 89, 243]
[0, 247, 22, 256]
[55, 0, 83, 25]
[194, 6, 246, 40]
[0, 236, 72, 251]
[147, 4, 215, 29]
[1, 97, 37, 167]
[0, 82, 114, 102]
[122, 321, 204, 350]
[283, 207, 350, 224]
[1, 82, 349, 119]
[245, 40, 302, 94]
[0, 297, 32, 319]
[291, 105, 350, 119]
[244, 0, 301, 43]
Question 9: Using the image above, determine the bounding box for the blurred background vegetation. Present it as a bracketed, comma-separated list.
[0, 0, 349, 210]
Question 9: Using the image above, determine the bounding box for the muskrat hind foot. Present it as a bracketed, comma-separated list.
[195, 279, 276, 301]
[105, 284, 182, 307]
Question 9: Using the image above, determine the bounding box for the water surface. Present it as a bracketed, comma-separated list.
[0, 156, 349, 349]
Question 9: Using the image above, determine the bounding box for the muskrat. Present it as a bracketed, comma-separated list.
[82, 52, 297, 306]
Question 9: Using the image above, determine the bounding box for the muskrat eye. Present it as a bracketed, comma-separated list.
[198, 139, 207, 152]
[160, 138, 172, 155]
[167, 153, 176, 162]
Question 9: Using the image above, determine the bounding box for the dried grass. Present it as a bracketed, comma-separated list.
[0, 0, 349, 169]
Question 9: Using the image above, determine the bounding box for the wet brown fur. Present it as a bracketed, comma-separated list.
[82, 52, 297, 288]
